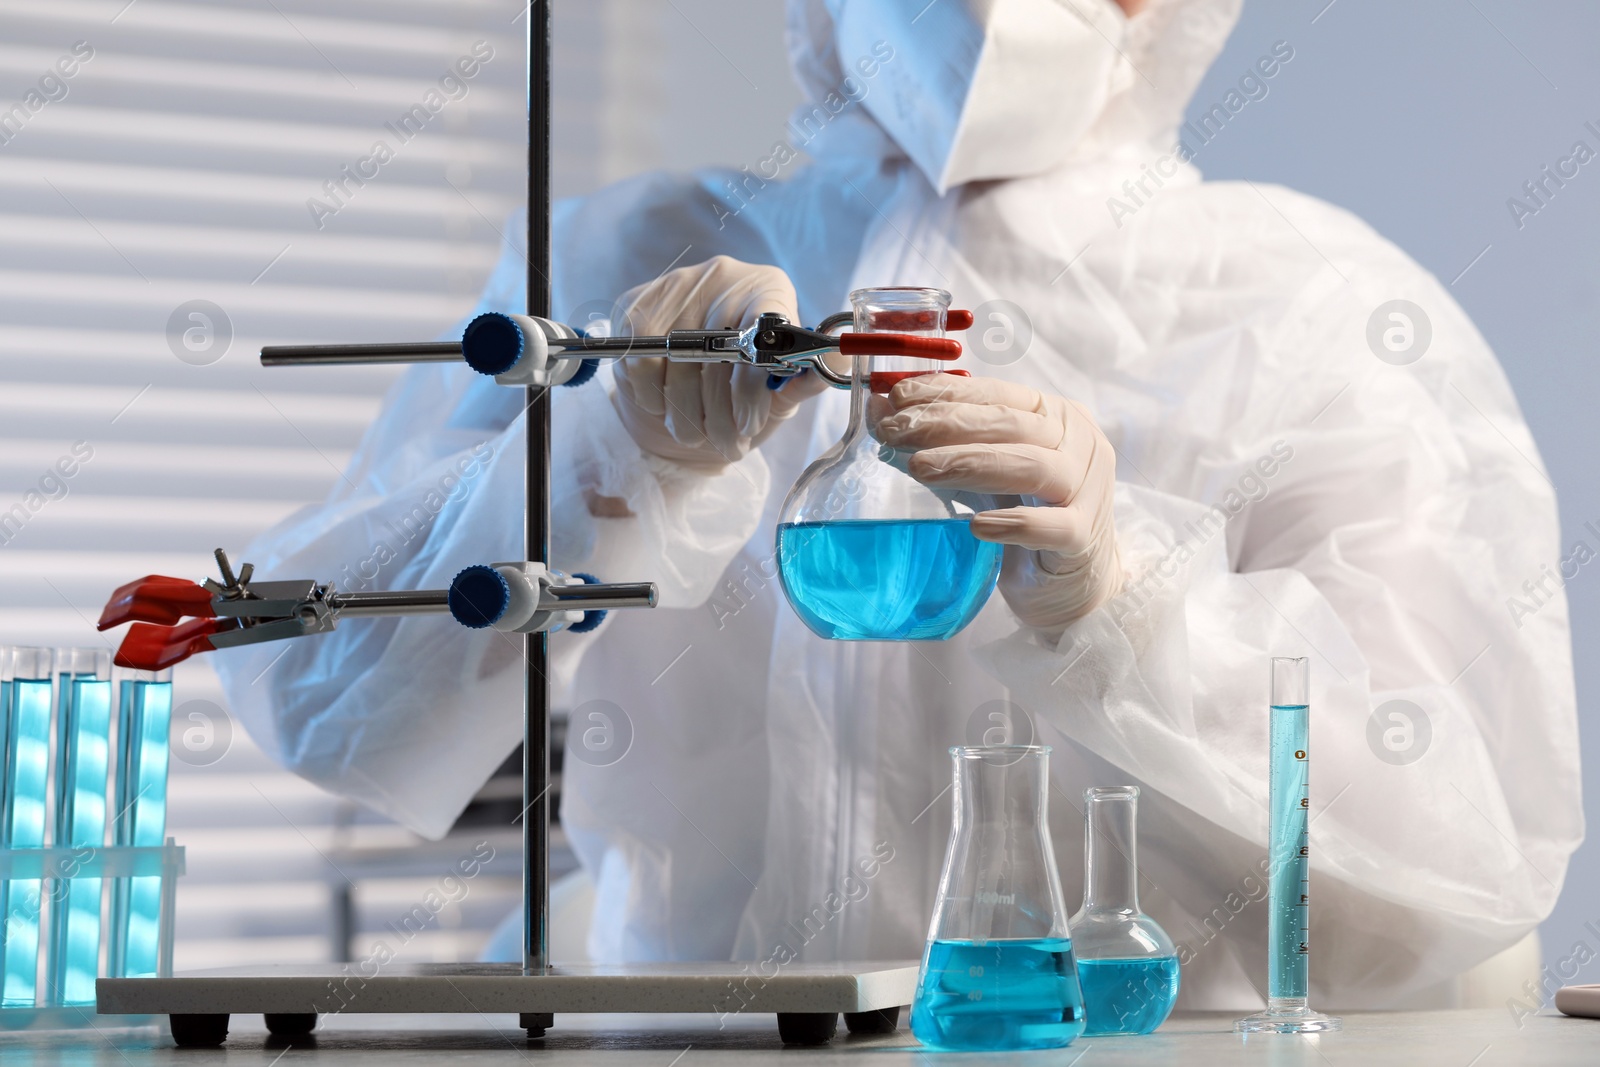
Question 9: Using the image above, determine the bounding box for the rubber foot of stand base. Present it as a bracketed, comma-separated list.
[844, 1006, 902, 1035]
[170, 1013, 230, 1048]
[264, 1013, 318, 1037]
[777, 1012, 839, 1045]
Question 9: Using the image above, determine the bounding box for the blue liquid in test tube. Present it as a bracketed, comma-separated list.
[50, 649, 113, 1005]
[1235, 657, 1341, 1034]
[112, 671, 172, 979]
[1267, 698, 1309, 1000]
[2, 648, 53, 1008]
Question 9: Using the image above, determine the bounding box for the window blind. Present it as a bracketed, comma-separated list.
[0, 0, 794, 968]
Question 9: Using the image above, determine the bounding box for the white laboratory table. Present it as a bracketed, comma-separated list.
[1, 1009, 1595, 1065]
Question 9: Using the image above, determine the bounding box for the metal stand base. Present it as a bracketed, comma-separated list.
[98, 961, 918, 1047]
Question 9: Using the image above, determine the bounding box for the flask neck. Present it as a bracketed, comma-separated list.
[845, 355, 870, 436]
[1082, 789, 1140, 913]
[938, 747, 1069, 944]
[955, 750, 1050, 839]
[849, 286, 949, 405]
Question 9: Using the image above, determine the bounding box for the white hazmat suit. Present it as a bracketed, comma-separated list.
[217, 0, 1580, 1009]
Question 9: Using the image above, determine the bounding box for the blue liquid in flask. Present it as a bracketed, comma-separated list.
[1078, 956, 1181, 1035]
[776, 518, 1001, 640]
[910, 938, 1086, 1051]
[2, 675, 52, 1007]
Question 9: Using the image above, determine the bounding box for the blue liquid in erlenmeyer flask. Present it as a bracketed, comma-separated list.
[776, 519, 1001, 641]
[2, 677, 52, 1007]
[1078, 956, 1181, 1035]
[910, 937, 1085, 1051]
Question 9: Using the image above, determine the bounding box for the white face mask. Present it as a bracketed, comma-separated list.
[834, 0, 1133, 194]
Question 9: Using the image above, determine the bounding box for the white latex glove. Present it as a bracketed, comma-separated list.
[611, 256, 829, 470]
[872, 373, 1123, 633]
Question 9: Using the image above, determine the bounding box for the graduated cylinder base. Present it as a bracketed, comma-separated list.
[1235, 997, 1342, 1033]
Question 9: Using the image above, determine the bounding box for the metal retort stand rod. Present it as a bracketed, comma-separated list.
[523, 0, 554, 986]
[95, 2, 917, 1048]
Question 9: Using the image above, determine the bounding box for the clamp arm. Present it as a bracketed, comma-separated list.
[259, 309, 972, 390]
[98, 550, 657, 672]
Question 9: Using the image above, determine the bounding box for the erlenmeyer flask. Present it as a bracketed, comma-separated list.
[1070, 786, 1181, 1035]
[776, 287, 1001, 641]
[910, 745, 1086, 1051]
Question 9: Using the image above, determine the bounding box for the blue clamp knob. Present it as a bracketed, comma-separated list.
[449, 564, 510, 629]
[566, 356, 601, 387]
[568, 572, 607, 633]
[461, 312, 524, 377]
[462, 312, 600, 387]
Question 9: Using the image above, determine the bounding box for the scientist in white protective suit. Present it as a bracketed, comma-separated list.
[218, 0, 1581, 1010]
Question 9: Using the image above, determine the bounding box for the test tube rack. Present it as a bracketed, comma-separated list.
[93, 1, 916, 1047]
[0, 842, 183, 1032]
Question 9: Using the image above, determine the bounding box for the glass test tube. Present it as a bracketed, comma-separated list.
[2, 647, 53, 1007]
[1236, 657, 1340, 1034]
[1268, 660, 1309, 1001]
[50, 648, 113, 1006]
[111, 668, 173, 979]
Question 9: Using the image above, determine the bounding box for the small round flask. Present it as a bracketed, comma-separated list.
[775, 287, 1001, 641]
[1070, 786, 1181, 1036]
[910, 746, 1086, 1051]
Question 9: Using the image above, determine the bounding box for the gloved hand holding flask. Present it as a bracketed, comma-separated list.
[872, 374, 1122, 633]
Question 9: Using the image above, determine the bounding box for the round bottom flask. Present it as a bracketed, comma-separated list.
[776, 287, 1000, 641]
[1070, 786, 1181, 1036]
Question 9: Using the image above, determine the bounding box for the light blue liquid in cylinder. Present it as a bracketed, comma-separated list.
[910, 937, 1085, 1051]
[2, 678, 52, 1007]
[1078, 956, 1181, 1035]
[776, 519, 1002, 640]
[1269, 704, 1311, 999]
[50, 675, 113, 1005]
[112, 679, 173, 978]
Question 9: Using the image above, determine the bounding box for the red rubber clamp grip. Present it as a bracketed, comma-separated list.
[98, 575, 215, 630]
[870, 368, 972, 394]
[858, 309, 974, 332]
[114, 617, 227, 671]
[837, 333, 962, 359]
